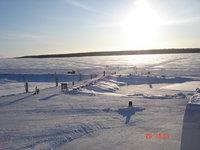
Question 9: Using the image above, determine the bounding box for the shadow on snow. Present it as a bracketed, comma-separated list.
[117, 106, 145, 124]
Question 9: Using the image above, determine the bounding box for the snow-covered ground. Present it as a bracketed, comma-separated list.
[0, 54, 200, 150]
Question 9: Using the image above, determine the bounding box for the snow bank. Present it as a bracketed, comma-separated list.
[189, 88, 200, 104]
[86, 81, 119, 93]
[67, 78, 121, 96]
[127, 92, 187, 99]
[67, 88, 96, 96]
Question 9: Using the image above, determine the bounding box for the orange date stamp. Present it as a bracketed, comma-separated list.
[145, 133, 171, 140]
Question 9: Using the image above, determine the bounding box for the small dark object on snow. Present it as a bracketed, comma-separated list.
[161, 75, 166, 78]
[129, 101, 132, 107]
[25, 82, 28, 93]
[68, 70, 75, 74]
[61, 83, 68, 91]
[103, 71, 105, 76]
[34, 86, 39, 95]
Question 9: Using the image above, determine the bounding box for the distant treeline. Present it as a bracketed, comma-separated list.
[19, 48, 200, 58]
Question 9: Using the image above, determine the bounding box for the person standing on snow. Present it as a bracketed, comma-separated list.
[34, 86, 39, 94]
[25, 82, 28, 93]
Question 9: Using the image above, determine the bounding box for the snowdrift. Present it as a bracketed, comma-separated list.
[189, 88, 200, 104]
[127, 92, 187, 99]
[68, 79, 121, 96]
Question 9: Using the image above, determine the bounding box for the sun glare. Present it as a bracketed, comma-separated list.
[121, 0, 163, 49]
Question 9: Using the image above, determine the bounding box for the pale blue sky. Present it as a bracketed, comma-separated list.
[0, 0, 200, 57]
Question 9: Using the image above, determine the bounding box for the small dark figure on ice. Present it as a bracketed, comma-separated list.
[55, 72, 58, 87]
[25, 82, 29, 93]
[129, 101, 132, 107]
[103, 71, 105, 76]
[34, 86, 40, 95]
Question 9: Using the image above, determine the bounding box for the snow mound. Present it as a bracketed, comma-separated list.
[68, 80, 120, 96]
[67, 88, 96, 96]
[127, 92, 187, 99]
[87, 81, 119, 93]
[189, 88, 200, 104]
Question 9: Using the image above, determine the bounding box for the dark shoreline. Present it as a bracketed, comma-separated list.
[18, 48, 200, 58]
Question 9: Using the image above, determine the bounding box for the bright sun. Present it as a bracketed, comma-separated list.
[121, 0, 162, 49]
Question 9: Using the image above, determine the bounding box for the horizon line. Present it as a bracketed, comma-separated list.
[17, 48, 200, 59]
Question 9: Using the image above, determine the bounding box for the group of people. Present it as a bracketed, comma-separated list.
[24, 82, 40, 95]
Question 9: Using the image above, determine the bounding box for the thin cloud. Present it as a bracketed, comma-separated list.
[65, 0, 109, 16]
[89, 16, 200, 29]
[90, 22, 123, 28]
[164, 16, 200, 25]
[0, 32, 41, 40]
